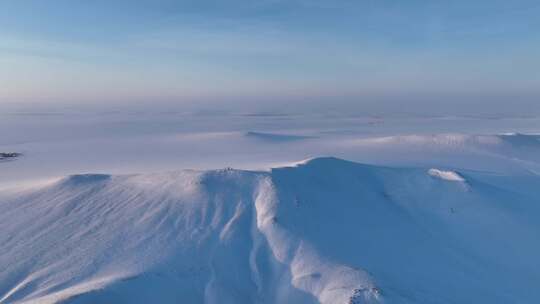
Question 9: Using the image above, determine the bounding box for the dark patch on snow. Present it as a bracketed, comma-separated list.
[62, 174, 111, 186]
[0, 152, 22, 162]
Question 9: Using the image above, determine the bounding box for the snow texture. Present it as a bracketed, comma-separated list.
[2, 157, 540, 303]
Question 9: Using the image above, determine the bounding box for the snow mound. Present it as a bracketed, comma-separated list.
[2, 157, 540, 304]
[428, 168, 465, 182]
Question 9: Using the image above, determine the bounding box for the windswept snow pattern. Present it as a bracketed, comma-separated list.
[2, 157, 540, 304]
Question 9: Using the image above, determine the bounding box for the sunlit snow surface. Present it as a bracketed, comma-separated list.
[2, 109, 540, 303]
[427, 168, 465, 182]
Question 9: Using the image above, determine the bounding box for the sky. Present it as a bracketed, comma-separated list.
[1, 0, 539, 112]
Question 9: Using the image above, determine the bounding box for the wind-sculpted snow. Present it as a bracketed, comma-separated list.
[2, 158, 540, 303]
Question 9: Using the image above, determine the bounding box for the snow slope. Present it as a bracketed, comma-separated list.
[2, 157, 540, 304]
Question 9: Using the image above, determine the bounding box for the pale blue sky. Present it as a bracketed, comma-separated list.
[1, 0, 539, 110]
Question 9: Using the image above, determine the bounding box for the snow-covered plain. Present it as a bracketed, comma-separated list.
[2, 109, 540, 184]
[2, 109, 540, 303]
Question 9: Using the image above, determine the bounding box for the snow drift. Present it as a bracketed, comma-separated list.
[1, 157, 540, 304]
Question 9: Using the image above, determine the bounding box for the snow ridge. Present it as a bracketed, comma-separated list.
[2, 157, 540, 303]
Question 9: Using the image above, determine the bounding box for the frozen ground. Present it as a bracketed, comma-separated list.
[2, 108, 540, 303]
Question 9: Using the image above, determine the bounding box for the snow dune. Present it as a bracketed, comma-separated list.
[2, 157, 540, 303]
